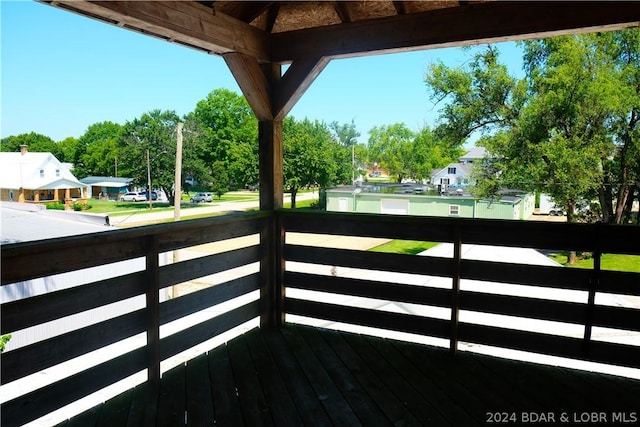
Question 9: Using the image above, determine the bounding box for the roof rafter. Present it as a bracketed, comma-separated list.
[271, 1, 640, 62]
[45, 0, 271, 61]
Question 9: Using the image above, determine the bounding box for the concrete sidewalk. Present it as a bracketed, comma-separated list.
[110, 191, 319, 227]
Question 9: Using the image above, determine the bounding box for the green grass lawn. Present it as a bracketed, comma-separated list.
[548, 252, 640, 273]
[369, 240, 439, 255]
[283, 198, 317, 209]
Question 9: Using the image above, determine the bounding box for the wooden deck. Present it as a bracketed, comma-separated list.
[56, 324, 640, 427]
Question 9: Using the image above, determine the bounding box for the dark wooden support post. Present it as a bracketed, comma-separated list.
[450, 225, 462, 354]
[224, 52, 328, 329]
[259, 119, 285, 328]
[583, 224, 601, 355]
[145, 235, 161, 384]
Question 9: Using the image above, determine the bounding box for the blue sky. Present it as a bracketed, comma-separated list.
[1, 0, 525, 144]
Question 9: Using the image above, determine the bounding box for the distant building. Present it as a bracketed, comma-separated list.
[326, 185, 534, 220]
[429, 146, 488, 193]
[0, 145, 86, 204]
[430, 162, 473, 193]
[459, 146, 487, 164]
[80, 176, 133, 200]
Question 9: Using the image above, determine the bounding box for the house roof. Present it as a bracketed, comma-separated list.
[80, 176, 133, 188]
[460, 146, 487, 162]
[0, 152, 84, 190]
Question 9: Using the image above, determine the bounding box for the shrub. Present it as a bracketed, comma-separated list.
[46, 202, 65, 210]
[0, 334, 11, 353]
[72, 202, 91, 211]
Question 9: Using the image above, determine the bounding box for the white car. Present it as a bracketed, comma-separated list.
[190, 192, 213, 203]
[120, 192, 147, 202]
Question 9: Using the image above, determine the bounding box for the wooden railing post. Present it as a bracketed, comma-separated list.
[145, 235, 161, 384]
[583, 223, 601, 356]
[450, 224, 462, 354]
[257, 119, 284, 329]
[260, 212, 285, 329]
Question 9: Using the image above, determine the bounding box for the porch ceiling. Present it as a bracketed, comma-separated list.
[40, 1, 640, 64]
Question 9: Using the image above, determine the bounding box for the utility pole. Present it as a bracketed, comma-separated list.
[146, 149, 152, 210]
[172, 123, 184, 299]
[352, 145, 355, 185]
[174, 122, 183, 222]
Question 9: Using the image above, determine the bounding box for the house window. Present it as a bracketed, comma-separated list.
[449, 205, 460, 215]
[56, 169, 60, 177]
[39, 169, 44, 178]
[448, 167, 456, 174]
[440, 178, 450, 185]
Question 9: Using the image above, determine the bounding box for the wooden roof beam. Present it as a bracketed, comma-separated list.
[271, 1, 640, 62]
[224, 53, 329, 121]
[273, 57, 330, 120]
[45, 0, 271, 61]
[224, 52, 274, 121]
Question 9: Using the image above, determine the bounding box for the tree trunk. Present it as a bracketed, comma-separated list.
[567, 250, 578, 265]
[614, 184, 631, 224]
[597, 181, 613, 224]
[290, 188, 297, 209]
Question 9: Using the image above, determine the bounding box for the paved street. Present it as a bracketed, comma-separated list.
[110, 191, 319, 227]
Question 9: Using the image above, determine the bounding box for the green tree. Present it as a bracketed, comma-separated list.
[74, 121, 123, 178]
[512, 35, 621, 225]
[1, 132, 59, 156]
[425, 37, 640, 263]
[211, 160, 229, 199]
[426, 45, 525, 145]
[411, 126, 462, 182]
[118, 110, 181, 204]
[191, 89, 258, 188]
[284, 117, 345, 208]
[57, 137, 79, 165]
[595, 29, 640, 224]
[0, 334, 11, 353]
[367, 123, 415, 183]
[330, 119, 361, 183]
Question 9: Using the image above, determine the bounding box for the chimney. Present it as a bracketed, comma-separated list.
[20, 145, 28, 155]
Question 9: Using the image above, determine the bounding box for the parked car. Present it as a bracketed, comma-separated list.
[140, 191, 158, 201]
[549, 206, 565, 216]
[120, 192, 147, 202]
[190, 192, 212, 203]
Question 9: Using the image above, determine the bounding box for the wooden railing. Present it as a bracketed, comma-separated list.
[1, 209, 639, 426]
[1, 211, 269, 427]
[280, 211, 640, 370]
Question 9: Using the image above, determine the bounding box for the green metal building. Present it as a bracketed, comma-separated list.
[326, 186, 535, 220]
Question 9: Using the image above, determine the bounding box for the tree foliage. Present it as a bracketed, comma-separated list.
[367, 123, 456, 183]
[425, 33, 640, 225]
[118, 110, 182, 204]
[191, 89, 258, 189]
[73, 121, 123, 178]
[210, 160, 229, 199]
[1, 132, 61, 158]
[284, 117, 349, 207]
[367, 123, 415, 183]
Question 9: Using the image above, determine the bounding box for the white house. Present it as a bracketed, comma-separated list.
[0, 146, 86, 204]
[430, 146, 487, 193]
[430, 162, 473, 192]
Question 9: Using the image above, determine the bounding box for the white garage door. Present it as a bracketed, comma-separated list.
[381, 199, 409, 215]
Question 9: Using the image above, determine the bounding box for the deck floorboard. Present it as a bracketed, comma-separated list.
[57, 324, 640, 426]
